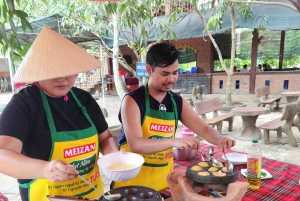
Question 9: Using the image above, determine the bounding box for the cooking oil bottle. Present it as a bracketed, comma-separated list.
[247, 140, 262, 190]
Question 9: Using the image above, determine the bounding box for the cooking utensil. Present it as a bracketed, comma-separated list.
[103, 191, 121, 201]
[99, 186, 163, 201]
[78, 175, 121, 200]
[173, 147, 197, 161]
[222, 149, 234, 172]
[208, 146, 219, 166]
[186, 161, 238, 184]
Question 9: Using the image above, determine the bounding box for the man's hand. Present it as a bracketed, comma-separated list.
[43, 160, 78, 183]
[218, 137, 236, 151]
[172, 137, 200, 150]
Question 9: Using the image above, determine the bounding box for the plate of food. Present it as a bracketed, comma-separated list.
[222, 153, 247, 165]
[241, 169, 272, 179]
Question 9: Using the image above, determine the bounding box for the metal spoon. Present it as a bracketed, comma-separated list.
[78, 175, 121, 200]
[222, 149, 234, 172]
[103, 191, 121, 201]
[208, 146, 219, 166]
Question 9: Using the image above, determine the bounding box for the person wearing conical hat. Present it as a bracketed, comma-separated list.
[0, 26, 120, 201]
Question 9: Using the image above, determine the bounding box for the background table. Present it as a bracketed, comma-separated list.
[230, 107, 271, 140]
[172, 88, 187, 95]
[281, 91, 300, 103]
[161, 144, 300, 201]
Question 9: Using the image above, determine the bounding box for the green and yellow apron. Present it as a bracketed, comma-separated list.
[19, 90, 104, 201]
[114, 83, 178, 191]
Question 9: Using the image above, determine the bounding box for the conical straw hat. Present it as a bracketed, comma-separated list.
[13, 26, 101, 83]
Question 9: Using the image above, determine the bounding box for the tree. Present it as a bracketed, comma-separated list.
[0, 0, 34, 79]
[184, 0, 300, 106]
[14, 0, 186, 98]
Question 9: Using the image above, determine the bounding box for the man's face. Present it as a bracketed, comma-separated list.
[39, 75, 77, 98]
[147, 60, 179, 92]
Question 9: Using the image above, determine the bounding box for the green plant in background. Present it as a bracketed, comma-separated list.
[282, 55, 300, 68]
[259, 55, 279, 68]
[214, 58, 249, 71]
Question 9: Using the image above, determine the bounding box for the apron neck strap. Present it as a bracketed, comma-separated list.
[145, 82, 178, 130]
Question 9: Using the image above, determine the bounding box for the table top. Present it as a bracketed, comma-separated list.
[161, 143, 300, 201]
[230, 107, 271, 116]
[172, 88, 187, 94]
[281, 91, 300, 96]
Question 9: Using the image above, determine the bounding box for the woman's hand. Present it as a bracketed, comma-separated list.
[172, 138, 200, 150]
[43, 160, 78, 183]
[218, 137, 236, 151]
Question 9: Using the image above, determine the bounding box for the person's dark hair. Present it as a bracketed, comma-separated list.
[243, 64, 248, 68]
[146, 42, 180, 70]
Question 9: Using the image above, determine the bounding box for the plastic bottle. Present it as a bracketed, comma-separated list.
[247, 140, 262, 190]
[181, 124, 194, 138]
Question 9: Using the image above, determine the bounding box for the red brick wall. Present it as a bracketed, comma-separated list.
[211, 71, 300, 94]
[171, 37, 213, 73]
[212, 73, 250, 94]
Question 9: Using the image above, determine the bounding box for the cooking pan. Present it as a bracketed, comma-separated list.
[47, 186, 163, 201]
[99, 186, 163, 201]
[186, 161, 239, 184]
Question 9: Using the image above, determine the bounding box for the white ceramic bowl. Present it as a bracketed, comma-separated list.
[97, 152, 144, 182]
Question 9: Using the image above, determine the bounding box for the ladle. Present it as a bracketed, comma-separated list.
[222, 149, 234, 172]
[78, 175, 121, 200]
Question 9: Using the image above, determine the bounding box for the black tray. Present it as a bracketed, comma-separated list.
[186, 161, 238, 184]
[99, 185, 163, 201]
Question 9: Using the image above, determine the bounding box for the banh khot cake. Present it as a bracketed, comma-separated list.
[191, 165, 203, 171]
[198, 171, 210, 176]
[186, 161, 238, 184]
[198, 161, 209, 167]
[212, 161, 224, 167]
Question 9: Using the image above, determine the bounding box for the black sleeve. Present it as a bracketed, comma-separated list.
[0, 94, 31, 143]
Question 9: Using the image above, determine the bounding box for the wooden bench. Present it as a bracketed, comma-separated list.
[258, 102, 299, 147]
[194, 98, 234, 134]
[255, 86, 282, 111]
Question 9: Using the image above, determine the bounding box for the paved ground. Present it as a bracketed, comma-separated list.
[1, 91, 300, 200]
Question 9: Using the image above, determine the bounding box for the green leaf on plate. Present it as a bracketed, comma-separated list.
[261, 171, 267, 178]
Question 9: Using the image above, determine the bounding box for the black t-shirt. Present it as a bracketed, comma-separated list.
[0, 85, 108, 200]
[118, 85, 183, 123]
[117, 85, 183, 144]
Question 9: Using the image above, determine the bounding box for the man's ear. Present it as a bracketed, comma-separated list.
[146, 64, 152, 76]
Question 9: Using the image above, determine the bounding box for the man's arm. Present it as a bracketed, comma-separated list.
[121, 96, 200, 154]
[180, 99, 236, 150]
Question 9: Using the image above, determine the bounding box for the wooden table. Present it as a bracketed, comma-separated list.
[281, 91, 300, 103]
[230, 107, 271, 140]
[171, 88, 187, 95]
[160, 144, 300, 201]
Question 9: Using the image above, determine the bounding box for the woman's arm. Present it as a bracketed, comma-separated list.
[0, 135, 78, 182]
[98, 129, 119, 155]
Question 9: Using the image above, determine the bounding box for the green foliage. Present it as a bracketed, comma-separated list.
[214, 58, 250, 71]
[179, 61, 196, 71]
[0, 0, 35, 68]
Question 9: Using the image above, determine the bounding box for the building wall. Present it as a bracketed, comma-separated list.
[209, 71, 300, 94]
[170, 37, 213, 73]
[118, 37, 214, 75]
[212, 73, 250, 94]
